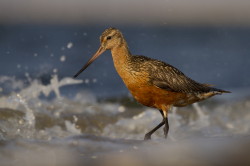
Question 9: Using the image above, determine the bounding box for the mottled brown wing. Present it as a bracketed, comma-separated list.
[145, 60, 211, 93]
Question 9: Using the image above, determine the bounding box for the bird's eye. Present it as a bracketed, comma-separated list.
[107, 36, 112, 40]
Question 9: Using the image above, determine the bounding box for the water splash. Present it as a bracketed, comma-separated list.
[190, 103, 210, 130]
[0, 75, 84, 139]
[16, 93, 35, 127]
[0, 74, 249, 141]
[168, 107, 181, 141]
[65, 120, 81, 135]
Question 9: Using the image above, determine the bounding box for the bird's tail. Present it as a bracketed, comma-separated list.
[200, 87, 230, 100]
[210, 87, 231, 94]
[202, 84, 231, 94]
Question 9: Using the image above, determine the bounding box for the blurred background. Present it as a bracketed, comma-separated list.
[0, 0, 250, 166]
[0, 0, 250, 97]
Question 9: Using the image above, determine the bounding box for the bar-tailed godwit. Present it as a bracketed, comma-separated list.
[74, 28, 230, 140]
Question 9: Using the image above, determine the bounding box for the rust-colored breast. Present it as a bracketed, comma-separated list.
[118, 69, 184, 110]
[128, 83, 186, 109]
[128, 82, 212, 110]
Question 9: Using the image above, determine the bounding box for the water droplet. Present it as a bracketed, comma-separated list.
[118, 106, 125, 113]
[67, 42, 73, 49]
[53, 68, 58, 73]
[17, 64, 21, 68]
[85, 79, 89, 84]
[60, 56, 66, 62]
[73, 115, 78, 122]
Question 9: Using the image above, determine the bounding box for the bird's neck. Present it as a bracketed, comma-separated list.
[110, 42, 134, 81]
[111, 43, 132, 67]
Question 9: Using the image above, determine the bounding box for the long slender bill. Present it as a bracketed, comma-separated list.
[73, 46, 105, 78]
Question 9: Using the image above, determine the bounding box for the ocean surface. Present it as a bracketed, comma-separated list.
[0, 25, 250, 166]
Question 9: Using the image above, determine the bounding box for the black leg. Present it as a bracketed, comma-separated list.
[144, 121, 165, 140]
[163, 117, 169, 139]
[158, 109, 164, 118]
[144, 109, 165, 140]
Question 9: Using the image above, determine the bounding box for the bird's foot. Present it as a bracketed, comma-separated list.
[144, 133, 151, 140]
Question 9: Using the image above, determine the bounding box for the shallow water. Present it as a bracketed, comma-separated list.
[0, 75, 249, 166]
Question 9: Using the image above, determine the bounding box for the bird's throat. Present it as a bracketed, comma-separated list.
[111, 45, 132, 70]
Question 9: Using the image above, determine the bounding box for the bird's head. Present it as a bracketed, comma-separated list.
[73, 27, 124, 78]
[100, 27, 124, 50]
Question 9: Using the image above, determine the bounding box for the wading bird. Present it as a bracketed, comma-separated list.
[73, 28, 230, 140]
